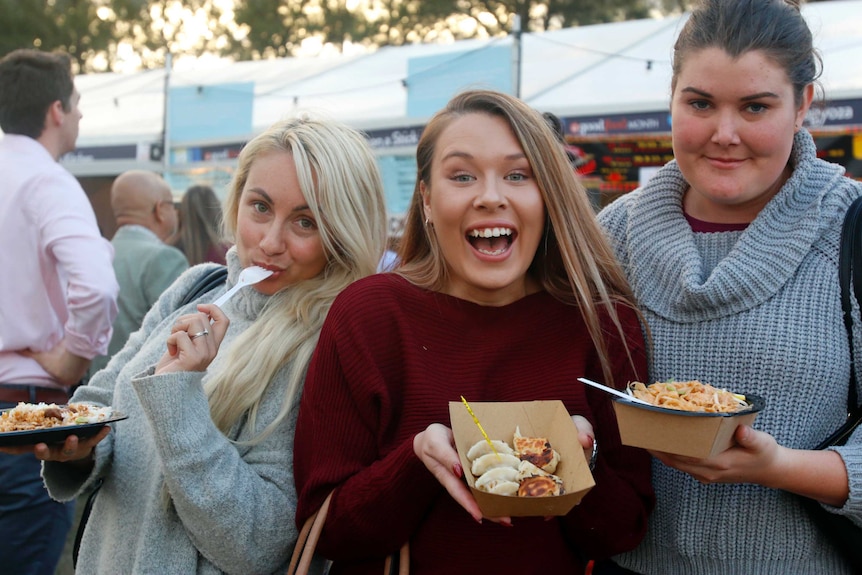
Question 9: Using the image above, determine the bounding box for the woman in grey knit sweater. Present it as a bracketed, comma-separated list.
[30, 117, 387, 574]
[596, 0, 862, 573]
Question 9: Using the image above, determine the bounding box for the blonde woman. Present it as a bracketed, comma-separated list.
[31, 116, 387, 574]
[294, 90, 653, 573]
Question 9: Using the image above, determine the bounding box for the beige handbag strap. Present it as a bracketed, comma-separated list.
[287, 492, 332, 575]
[288, 491, 409, 575]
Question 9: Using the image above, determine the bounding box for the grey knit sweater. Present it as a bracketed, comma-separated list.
[598, 130, 862, 574]
[43, 248, 302, 575]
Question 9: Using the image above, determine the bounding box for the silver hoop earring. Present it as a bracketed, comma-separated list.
[424, 217, 431, 226]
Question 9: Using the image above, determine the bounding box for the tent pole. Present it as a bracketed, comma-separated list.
[161, 53, 172, 178]
[511, 14, 522, 98]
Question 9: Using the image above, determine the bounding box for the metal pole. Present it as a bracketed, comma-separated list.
[511, 14, 522, 98]
[162, 53, 172, 176]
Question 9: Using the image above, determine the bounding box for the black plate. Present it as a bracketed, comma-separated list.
[0, 413, 127, 447]
[612, 393, 766, 417]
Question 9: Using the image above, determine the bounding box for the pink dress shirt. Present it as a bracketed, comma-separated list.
[0, 134, 118, 387]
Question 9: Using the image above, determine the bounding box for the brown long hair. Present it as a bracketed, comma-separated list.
[398, 89, 642, 386]
[177, 185, 225, 265]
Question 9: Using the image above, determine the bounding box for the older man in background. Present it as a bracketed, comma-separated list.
[89, 170, 188, 376]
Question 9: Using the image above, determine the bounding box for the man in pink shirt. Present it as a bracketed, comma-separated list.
[0, 49, 118, 575]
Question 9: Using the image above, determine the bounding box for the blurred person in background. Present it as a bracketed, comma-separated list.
[0, 49, 118, 575]
[542, 111, 596, 176]
[88, 170, 188, 376]
[174, 184, 230, 265]
[542, 111, 579, 167]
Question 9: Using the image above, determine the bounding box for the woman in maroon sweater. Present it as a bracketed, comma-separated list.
[294, 90, 654, 574]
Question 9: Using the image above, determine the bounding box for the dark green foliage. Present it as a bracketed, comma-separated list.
[0, 0, 116, 72]
[226, 0, 656, 58]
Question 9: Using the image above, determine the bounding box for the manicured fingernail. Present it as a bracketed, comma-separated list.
[453, 463, 463, 477]
[474, 516, 482, 525]
[500, 520, 513, 528]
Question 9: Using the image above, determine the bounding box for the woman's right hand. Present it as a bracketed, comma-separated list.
[156, 303, 229, 374]
[413, 423, 512, 526]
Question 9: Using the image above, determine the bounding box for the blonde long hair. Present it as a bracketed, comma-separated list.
[398, 90, 641, 386]
[207, 116, 387, 443]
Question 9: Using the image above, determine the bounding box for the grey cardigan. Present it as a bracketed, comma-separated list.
[598, 130, 862, 574]
[43, 248, 301, 575]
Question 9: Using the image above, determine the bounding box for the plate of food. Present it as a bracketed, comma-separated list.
[0, 402, 127, 447]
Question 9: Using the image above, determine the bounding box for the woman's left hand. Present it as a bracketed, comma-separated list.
[571, 415, 596, 466]
[155, 303, 229, 374]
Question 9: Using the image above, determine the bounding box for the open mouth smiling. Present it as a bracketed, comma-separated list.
[467, 227, 514, 256]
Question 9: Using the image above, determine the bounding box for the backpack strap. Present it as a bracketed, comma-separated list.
[179, 265, 229, 307]
[816, 197, 862, 449]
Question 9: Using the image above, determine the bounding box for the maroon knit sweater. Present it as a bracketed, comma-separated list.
[294, 274, 653, 575]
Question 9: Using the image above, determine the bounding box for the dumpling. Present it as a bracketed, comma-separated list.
[513, 426, 561, 473]
[517, 460, 564, 482]
[526, 447, 560, 474]
[466, 439, 515, 461]
[517, 460, 565, 496]
[470, 452, 521, 477]
[481, 480, 520, 496]
[518, 476, 564, 497]
[517, 460, 553, 481]
[475, 466, 519, 493]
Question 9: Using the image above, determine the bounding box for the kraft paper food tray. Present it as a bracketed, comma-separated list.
[449, 399, 595, 517]
[611, 394, 765, 459]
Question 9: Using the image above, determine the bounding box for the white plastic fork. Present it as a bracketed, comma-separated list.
[577, 377, 652, 406]
[212, 266, 274, 309]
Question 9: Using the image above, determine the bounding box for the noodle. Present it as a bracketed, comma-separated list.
[628, 380, 750, 413]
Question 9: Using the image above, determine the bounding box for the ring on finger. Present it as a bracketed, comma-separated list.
[190, 329, 210, 340]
